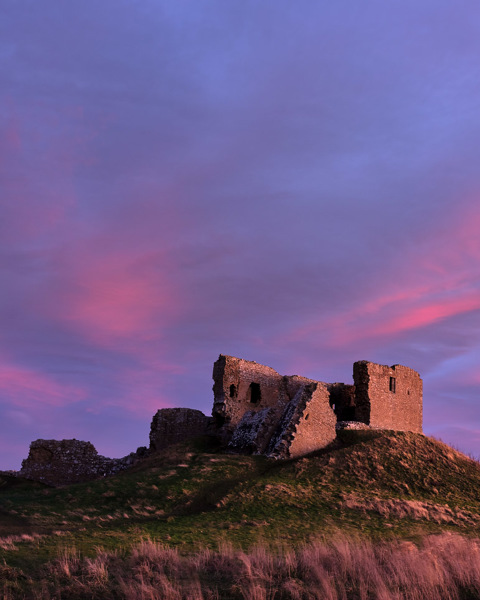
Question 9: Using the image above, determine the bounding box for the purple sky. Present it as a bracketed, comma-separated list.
[1, 1, 480, 470]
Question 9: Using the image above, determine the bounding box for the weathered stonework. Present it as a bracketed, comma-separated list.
[212, 355, 286, 438]
[336, 420, 372, 431]
[149, 408, 211, 452]
[18, 355, 423, 484]
[267, 382, 337, 458]
[211, 354, 423, 459]
[212, 355, 338, 458]
[353, 361, 423, 433]
[19, 439, 138, 486]
[228, 407, 278, 454]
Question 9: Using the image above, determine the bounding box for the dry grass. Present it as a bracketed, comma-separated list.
[3, 533, 480, 599]
[0, 532, 42, 551]
[342, 493, 480, 525]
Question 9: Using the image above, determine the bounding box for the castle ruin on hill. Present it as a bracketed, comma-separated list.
[19, 355, 423, 485]
[208, 355, 423, 459]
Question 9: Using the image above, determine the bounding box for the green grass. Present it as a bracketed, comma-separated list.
[2, 430, 480, 596]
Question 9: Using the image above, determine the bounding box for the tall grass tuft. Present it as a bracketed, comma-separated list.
[3, 532, 480, 598]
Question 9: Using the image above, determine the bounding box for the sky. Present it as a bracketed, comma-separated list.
[1, 1, 480, 470]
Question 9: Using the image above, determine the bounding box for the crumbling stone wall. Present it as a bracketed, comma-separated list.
[212, 355, 287, 440]
[19, 439, 136, 486]
[18, 356, 423, 483]
[149, 408, 211, 452]
[20, 408, 211, 486]
[228, 407, 278, 454]
[213, 355, 337, 457]
[212, 355, 422, 458]
[267, 382, 336, 458]
[353, 361, 423, 433]
[286, 382, 337, 457]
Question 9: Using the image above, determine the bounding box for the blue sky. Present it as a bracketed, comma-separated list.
[1, 1, 480, 469]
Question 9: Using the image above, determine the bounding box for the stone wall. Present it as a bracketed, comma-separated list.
[213, 355, 337, 458]
[287, 382, 337, 457]
[19, 439, 137, 486]
[149, 408, 211, 452]
[17, 356, 423, 484]
[267, 382, 336, 458]
[228, 407, 278, 454]
[212, 355, 422, 458]
[212, 355, 287, 440]
[353, 361, 423, 432]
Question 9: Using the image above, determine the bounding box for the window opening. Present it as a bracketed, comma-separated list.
[389, 377, 396, 393]
[248, 382, 261, 404]
[229, 384, 237, 398]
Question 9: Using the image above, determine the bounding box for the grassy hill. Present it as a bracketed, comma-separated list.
[2, 430, 480, 598]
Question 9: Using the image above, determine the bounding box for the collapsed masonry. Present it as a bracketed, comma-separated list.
[18, 355, 422, 485]
[19, 439, 146, 486]
[210, 355, 423, 459]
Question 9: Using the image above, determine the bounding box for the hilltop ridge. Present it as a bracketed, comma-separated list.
[2, 429, 480, 598]
[2, 430, 480, 547]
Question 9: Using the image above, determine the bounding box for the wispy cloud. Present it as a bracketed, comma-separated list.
[1, 1, 480, 467]
[0, 354, 85, 409]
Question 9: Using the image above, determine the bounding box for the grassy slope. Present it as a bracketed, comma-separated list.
[2, 430, 480, 571]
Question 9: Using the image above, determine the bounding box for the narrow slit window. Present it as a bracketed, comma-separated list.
[389, 377, 396, 393]
[229, 384, 237, 398]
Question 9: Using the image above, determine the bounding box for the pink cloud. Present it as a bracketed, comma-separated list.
[284, 290, 480, 350]
[380, 294, 480, 335]
[42, 244, 182, 350]
[0, 358, 86, 409]
[281, 201, 480, 349]
[336, 292, 480, 347]
[66, 257, 166, 338]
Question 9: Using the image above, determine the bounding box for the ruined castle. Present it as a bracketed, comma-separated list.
[19, 355, 422, 485]
[209, 355, 422, 458]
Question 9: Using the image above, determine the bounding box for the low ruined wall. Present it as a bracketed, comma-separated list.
[149, 408, 210, 452]
[19, 439, 135, 486]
